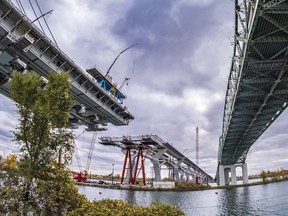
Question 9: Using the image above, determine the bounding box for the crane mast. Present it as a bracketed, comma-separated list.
[85, 131, 97, 172]
[73, 131, 97, 182]
[196, 126, 199, 166]
[196, 126, 199, 183]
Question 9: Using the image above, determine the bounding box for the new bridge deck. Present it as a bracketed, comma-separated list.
[0, 0, 134, 130]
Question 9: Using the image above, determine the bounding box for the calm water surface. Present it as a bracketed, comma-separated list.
[78, 181, 288, 215]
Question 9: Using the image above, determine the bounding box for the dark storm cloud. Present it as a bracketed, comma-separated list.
[113, 0, 213, 56]
[206, 100, 226, 131]
[112, 0, 233, 96]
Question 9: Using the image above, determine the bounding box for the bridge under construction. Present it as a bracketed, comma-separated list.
[99, 134, 213, 185]
[0, 0, 134, 132]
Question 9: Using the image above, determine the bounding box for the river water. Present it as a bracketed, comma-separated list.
[78, 181, 288, 215]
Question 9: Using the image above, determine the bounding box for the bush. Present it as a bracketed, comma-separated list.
[66, 199, 185, 216]
[175, 181, 210, 190]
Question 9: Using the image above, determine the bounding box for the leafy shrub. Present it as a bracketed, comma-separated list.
[175, 181, 210, 190]
[66, 199, 185, 216]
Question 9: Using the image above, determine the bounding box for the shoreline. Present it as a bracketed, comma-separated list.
[76, 178, 288, 192]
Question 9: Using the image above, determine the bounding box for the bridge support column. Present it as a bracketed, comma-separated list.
[219, 165, 226, 186]
[242, 163, 248, 184]
[218, 163, 248, 186]
[231, 165, 237, 185]
[121, 148, 138, 185]
[180, 170, 185, 182]
[174, 167, 179, 181]
[185, 172, 190, 182]
[173, 159, 182, 182]
[151, 149, 166, 182]
[203, 176, 209, 185]
[152, 160, 161, 181]
[199, 173, 203, 184]
[219, 165, 232, 186]
[192, 170, 196, 182]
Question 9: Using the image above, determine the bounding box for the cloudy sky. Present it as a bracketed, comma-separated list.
[1, 0, 288, 178]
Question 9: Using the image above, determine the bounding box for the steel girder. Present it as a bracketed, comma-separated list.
[99, 134, 213, 181]
[219, 0, 288, 165]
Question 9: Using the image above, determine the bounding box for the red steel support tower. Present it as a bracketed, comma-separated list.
[120, 147, 146, 185]
[196, 127, 199, 166]
[196, 126, 199, 183]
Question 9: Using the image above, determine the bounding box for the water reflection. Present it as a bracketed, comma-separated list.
[216, 188, 251, 216]
[121, 190, 137, 206]
[77, 181, 288, 215]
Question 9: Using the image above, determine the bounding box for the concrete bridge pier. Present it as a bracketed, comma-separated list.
[186, 166, 193, 182]
[218, 163, 248, 186]
[173, 159, 183, 182]
[180, 170, 185, 182]
[185, 171, 190, 182]
[191, 170, 196, 182]
[151, 149, 166, 181]
[242, 163, 248, 184]
[198, 172, 203, 184]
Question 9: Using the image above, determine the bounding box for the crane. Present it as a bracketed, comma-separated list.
[118, 77, 130, 91]
[85, 131, 97, 172]
[117, 58, 136, 91]
[73, 131, 97, 182]
[105, 43, 137, 77]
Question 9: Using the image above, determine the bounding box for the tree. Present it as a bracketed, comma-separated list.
[0, 71, 86, 215]
[260, 170, 268, 182]
[0, 71, 185, 215]
[279, 168, 286, 180]
[1, 154, 18, 170]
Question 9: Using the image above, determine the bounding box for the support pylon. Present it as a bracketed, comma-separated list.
[120, 147, 146, 185]
[196, 127, 200, 184]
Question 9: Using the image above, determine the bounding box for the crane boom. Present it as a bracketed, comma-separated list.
[105, 43, 137, 77]
[72, 140, 83, 172]
[85, 131, 97, 172]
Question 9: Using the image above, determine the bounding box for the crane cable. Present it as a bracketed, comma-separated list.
[105, 43, 137, 77]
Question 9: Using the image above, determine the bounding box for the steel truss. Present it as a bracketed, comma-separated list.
[219, 0, 288, 165]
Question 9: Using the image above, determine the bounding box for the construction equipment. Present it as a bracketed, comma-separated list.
[118, 77, 130, 91]
[85, 131, 97, 172]
[105, 44, 137, 77]
[196, 127, 200, 184]
[73, 131, 97, 182]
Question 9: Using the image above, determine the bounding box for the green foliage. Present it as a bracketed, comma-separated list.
[259, 168, 288, 182]
[0, 71, 82, 215]
[10, 72, 73, 169]
[66, 199, 185, 216]
[0, 154, 18, 170]
[260, 170, 268, 182]
[162, 177, 174, 182]
[0, 71, 185, 215]
[175, 181, 210, 190]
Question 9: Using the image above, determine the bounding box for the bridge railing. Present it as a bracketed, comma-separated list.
[219, 1, 259, 163]
[221, 1, 247, 144]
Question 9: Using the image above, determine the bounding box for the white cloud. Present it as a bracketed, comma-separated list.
[42, 0, 135, 71]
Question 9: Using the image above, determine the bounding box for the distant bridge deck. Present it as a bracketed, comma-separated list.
[99, 134, 213, 182]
